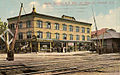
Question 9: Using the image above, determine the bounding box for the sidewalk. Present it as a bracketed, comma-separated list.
[36, 51, 91, 56]
[0, 51, 91, 58]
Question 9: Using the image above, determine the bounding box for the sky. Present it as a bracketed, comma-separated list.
[0, 0, 120, 32]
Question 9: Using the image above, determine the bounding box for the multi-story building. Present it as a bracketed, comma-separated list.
[7, 7, 92, 52]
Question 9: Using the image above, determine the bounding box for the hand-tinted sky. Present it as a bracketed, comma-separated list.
[0, 0, 120, 31]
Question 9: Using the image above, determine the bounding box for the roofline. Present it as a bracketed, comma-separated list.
[7, 12, 92, 25]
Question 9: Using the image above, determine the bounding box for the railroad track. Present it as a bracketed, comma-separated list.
[17, 65, 108, 75]
[0, 54, 120, 75]
[16, 62, 119, 75]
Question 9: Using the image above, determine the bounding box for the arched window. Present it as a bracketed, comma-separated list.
[37, 20, 42, 28]
[55, 23, 59, 30]
[63, 33, 67, 40]
[76, 26, 79, 32]
[87, 28, 90, 33]
[70, 34, 73, 40]
[26, 20, 31, 28]
[46, 22, 51, 29]
[82, 35, 85, 41]
[69, 25, 73, 32]
[11, 23, 15, 29]
[76, 35, 80, 40]
[82, 27, 85, 33]
[63, 24, 67, 31]
[46, 32, 51, 39]
[37, 31, 43, 38]
[27, 31, 32, 39]
[18, 32, 23, 39]
[18, 22, 22, 29]
[87, 35, 90, 41]
[55, 33, 59, 39]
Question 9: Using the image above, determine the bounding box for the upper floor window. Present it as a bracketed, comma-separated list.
[70, 34, 73, 40]
[69, 25, 73, 32]
[55, 33, 59, 39]
[82, 35, 85, 41]
[26, 20, 31, 28]
[46, 32, 51, 39]
[46, 22, 51, 29]
[10, 23, 15, 29]
[76, 35, 80, 40]
[55, 23, 59, 30]
[82, 27, 85, 33]
[63, 33, 67, 40]
[27, 31, 32, 39]
[18, 22, 22, 29]
[37, 31, 43, 38]
[63, 24, 67, 31]
[87, 35, 90, 41]
[87, 28, 90, 33]
[18, 32, 23, 39]
[76, 26, 79, 32]
[37, 20, 42, 28]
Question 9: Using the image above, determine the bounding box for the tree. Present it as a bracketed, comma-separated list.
[0, 18, 7, 35]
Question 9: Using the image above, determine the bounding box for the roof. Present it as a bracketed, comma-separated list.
[62, 15, 76, 21]
[91, 28, 108, 36]
[7, 12, 92, 26]
[92, 29, 120, 40]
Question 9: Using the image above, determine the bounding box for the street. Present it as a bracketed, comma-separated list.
[0, 51, 120, 75]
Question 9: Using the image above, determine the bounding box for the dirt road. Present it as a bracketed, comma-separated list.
[0, 51, 120, 75]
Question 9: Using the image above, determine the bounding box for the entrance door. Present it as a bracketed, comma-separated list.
[32, 42, 38, 52]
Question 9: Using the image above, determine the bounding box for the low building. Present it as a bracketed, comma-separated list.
[7, 7, 92, 53]
[92, 29, 120, 53]
[91, 28, 108, 38]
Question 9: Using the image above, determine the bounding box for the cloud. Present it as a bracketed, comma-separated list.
[53, 0, 70, 2]
[53, 0, 62, 3]
[23, 1, 41, 13]
[42, 3, 53, 9]
[42, 4, 47, 9]
[29, 1, 40, 8]
[10, 11, 15, 15]
[88, 7, 120, 32]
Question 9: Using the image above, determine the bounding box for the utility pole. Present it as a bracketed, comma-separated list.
[7, 3, 23, 61]
[91, 7, 102, 54]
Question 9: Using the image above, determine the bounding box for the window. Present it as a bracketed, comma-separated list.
[69, 25, 73, 32]
[87, 28, 90, 33]
[63, 24, 67, 31]
[70, 34, 73, 40]
[37, 31, 43, 38]
[87, 35, 90, 41]
[55, 23, 59, 30]
[37, 20, 42, 28]
[46, 22, 51, 29]
[82, 27, 85, 33]
[76, 35, 80, 40]
[55, 33, 59, 39]
[26, 20, 31, 28]
[46, 32, 51, 39]
[18, 32, 23, 39]
[63, 33, 67, 40]
[27, 31, 32, 39]
[18, 22, 22, 29]
[10, 23, 15, 29]
[76, 26, 79, 32]
[82, 35, 85, 41]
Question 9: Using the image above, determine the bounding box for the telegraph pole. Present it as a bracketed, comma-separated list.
[7, 3, 23, 61]
[91, 7, 102, 54]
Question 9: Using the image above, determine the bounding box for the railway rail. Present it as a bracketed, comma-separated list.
[0, 53, 120, 75]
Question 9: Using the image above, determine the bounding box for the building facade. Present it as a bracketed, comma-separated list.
[92, 29, 120, 53]
[7, 7, 92, 52]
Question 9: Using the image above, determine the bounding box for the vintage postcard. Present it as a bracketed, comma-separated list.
[0, 0, 120, 75]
